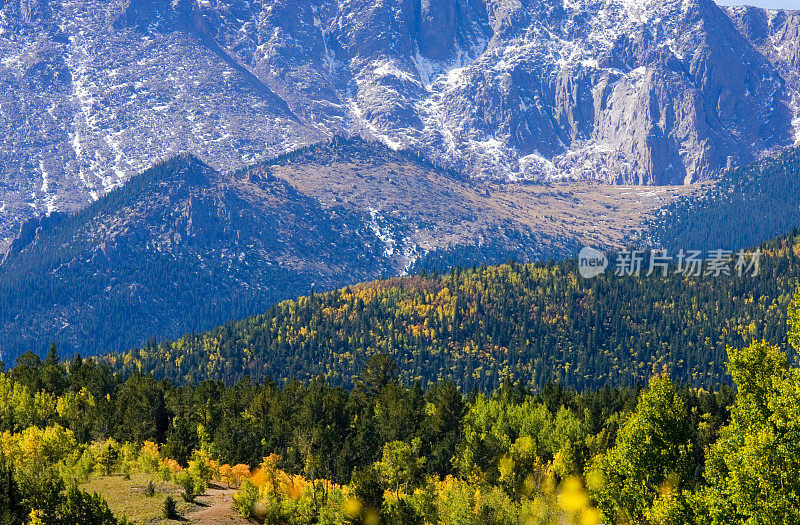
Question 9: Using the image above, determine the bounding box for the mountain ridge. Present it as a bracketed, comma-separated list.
[0, 138, 690, 360]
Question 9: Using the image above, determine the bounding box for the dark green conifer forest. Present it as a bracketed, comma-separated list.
[113, 233, 800, 392]
[645, 148, 800, 253]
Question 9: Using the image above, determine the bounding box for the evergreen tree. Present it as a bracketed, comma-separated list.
[41, 344, 67, 396]
[0, 457, 25, 525]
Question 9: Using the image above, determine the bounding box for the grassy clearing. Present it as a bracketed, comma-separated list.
[81, 473, 208, 524]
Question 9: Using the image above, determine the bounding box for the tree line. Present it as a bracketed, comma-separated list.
[644, 147, 800, 253]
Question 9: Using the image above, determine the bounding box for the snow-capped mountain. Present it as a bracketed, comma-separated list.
[1, 0, 799, 246]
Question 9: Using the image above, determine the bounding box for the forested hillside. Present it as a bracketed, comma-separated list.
[2, 287, 800, 523]
[0, 138, 678, 362]
[0, 153, 394, 360]
[111, 233, 800, 392]
[645, 147, 800, 252]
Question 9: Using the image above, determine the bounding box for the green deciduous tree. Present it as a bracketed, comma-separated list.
[588, 375, 695, 524]
[699, 334, 800, 524]
[375, 439, 426, 498]
[92, 439, 119, 477]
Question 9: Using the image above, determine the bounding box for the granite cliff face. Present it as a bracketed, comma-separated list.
[725, 6, 800, 146]
[1, 0, 798, 246]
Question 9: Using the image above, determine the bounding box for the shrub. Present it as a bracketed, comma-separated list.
[138, 441, 161, 474]
[231, 464, 251, 487]
[159, 463, 172, 482]
[187, 451, 215, 494]
[232, 480, 259, 519]
[72, 448, 96, 483]
[163, 496, 177, 519]
[176, 471, 197, 502]
[119, 443, 139, 476]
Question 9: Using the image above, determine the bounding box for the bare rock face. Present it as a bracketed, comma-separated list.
[725, 6, 800, 148]
[0, 0, 798, 246]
